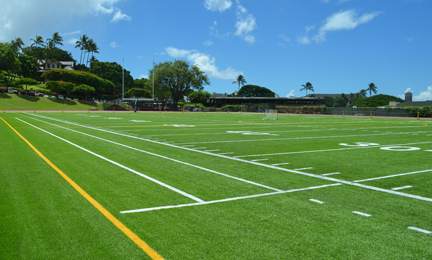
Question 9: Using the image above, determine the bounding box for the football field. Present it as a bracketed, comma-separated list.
[1, 112, 431, 259]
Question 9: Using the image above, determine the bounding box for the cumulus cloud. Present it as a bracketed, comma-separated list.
[165, 46, 242, 80]
[111, 10, 131, 23]
[109, 41, 118, 48]
[234, 2, 257, 44]
[313, 10, 381, 43]
[414, 86, 432, 101]
[204, 0, 232, 12]
[286, 90, 295, 97]
[0, 0, 130, 42]
[297, 35, 311, 45]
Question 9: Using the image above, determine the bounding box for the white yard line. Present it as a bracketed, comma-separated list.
[352, 211, 371, 217]
[121, 183, 341, 213]
[16, 118, 204, 203]
[309, 199, 325, 204]
[408, 227, 432, 234]
[322, 172, 341, 176]
[26, 114, 432, 205]
[391, 186, 413, 191]
[251, 159, 268, 162]
[294, 167, 313, 171]
[19, 117, 283, 193]
[353, 169, 432, 183]
[204, 150, 219, 152]
[218, 152, 234, 155]
[272, 163, 290, 166]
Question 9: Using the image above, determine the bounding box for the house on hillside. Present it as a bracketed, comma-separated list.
[38, 59, 74, 74]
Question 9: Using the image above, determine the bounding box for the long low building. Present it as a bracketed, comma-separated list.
[206, 97, 325, 107]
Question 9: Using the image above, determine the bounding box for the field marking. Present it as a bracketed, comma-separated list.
[0, 117, 164, 260]
[26, 114, 432, 204]
[352, 211, 371, 217]
[408, 227, 432, 234]
[309, 199, 325, 204]
[251, 159, 268, 162]
[218, 152, 234, 155]
[322, 172, 341, 176]
[391, 186, 413, 191]
[204, 150, 219, 152]
[294, 167, 313, 171]
[19, 117, 283, 193]
[234, 141, 432, 158]
[16, 118, 205, 203]
[272, 163, 290, 166]
[121, 183, 341, 213]
[353, 169, 432, 183]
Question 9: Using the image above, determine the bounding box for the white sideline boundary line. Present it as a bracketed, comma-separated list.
[121, 183, 341, 213]
[272, 163, 290, 166]
[294, 167, 313, 171]
[19, 117, 283, 193]
[26, 114, 432, 205]
[322, 172, 341, 176]
[309, 199, 325, 204]
[251, 159, 268, 162]
[353, 169, 432, 183]
[15, 118, 204, 203]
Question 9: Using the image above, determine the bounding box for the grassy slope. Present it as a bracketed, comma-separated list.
[0, 93, 98, 111]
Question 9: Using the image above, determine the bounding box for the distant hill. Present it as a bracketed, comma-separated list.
[351, 94, 404, 107]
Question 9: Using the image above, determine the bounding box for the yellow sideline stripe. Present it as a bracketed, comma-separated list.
[0, 117, 164, 260]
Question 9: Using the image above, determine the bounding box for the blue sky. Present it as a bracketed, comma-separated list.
[1, 0, 431, 100]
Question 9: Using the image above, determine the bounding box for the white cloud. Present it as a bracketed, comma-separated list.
[286, 90, 295, 97]
[405, 88, 412, 93]
[297, 35, 311, 45]
[165, 46, 242, 80]
[305, 25, 315, 33]
[66, 38, 79, 45]
[210, 21, 230, 39]
[203, 40, 213, 46]
[414, 86, 432, 101]
[109, 41, 118, 48]
[0, 0, 129, 42]
[204, 0, 232, 12]
[234, 3, 257, 44]
[279, 34, 290, 42]
[111, 10, 131, 23]
[64, 30, 81, 36]
[313, 10, 381, 43]
[138, 74, 148, 79]
[137, 56, 144, 59]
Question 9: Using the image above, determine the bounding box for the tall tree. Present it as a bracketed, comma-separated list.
[0, 43, 21, 75]
[10, 37, 25, 54]
[150, 60, 210, 108]
[90, 61, 134, 93]
[85, 39, 99, 67]
[48, 32, 63, 48]
[366, 83, 378, 97]
[232, 74, 246, 91]
[75, 34, 88, 65]
[237, 84, 275, 97]
[30, 35, 45, 48]
[300, 82, 314, 96]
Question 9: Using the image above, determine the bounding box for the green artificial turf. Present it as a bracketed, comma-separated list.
[1, 112, 431, 259]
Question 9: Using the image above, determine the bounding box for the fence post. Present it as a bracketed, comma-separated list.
[343, 111, 344, 117]
[34, 107, 35, 113]
[418, 112, 420, 119]
[113, 107, 115, 113]
[228, 109, 229, 114]
[62, 107, 63, 113]
[370, 111, 372, 118]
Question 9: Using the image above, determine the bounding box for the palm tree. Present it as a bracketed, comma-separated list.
[86, 40, 99, 67]
[75, 34, 88, 65]
[10, 37, 24, 54]
[30, 35, 44, 48]
[366, 83, 378, 97]
[47, 32, 63, 48]
[232, 74, 247, 90]
[300, 82, 314, 96]
[359, 89, 367, 98]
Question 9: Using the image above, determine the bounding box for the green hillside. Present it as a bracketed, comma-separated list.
[0, 93, 98, 111]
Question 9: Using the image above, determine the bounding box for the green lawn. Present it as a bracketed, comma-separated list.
[0, 93, 98, 111]
[1, 112, 431, 259]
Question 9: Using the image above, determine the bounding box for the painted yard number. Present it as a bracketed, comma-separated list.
[339, 142, 427, 152]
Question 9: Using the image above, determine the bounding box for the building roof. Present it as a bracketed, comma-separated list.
[396, 101, 432, 107]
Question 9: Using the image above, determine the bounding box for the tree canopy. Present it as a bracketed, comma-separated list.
[0, 43, 21, 74]
[300, 82, 314, 96]
[150, 60, 210, 107]
[189, 90, 212, 104]
[232, 74, 247, 91]
[350, 94, 403, 108]
[366, 83, 378, 97]
[237, 84, 275, 97]
[90, 61, 134, 95]
[333, 96, 347, 107]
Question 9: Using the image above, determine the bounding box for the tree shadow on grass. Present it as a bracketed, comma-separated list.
[17, 95, 40, 102]
[0, 93, 12, 99]
[48, 98, 77, 105]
